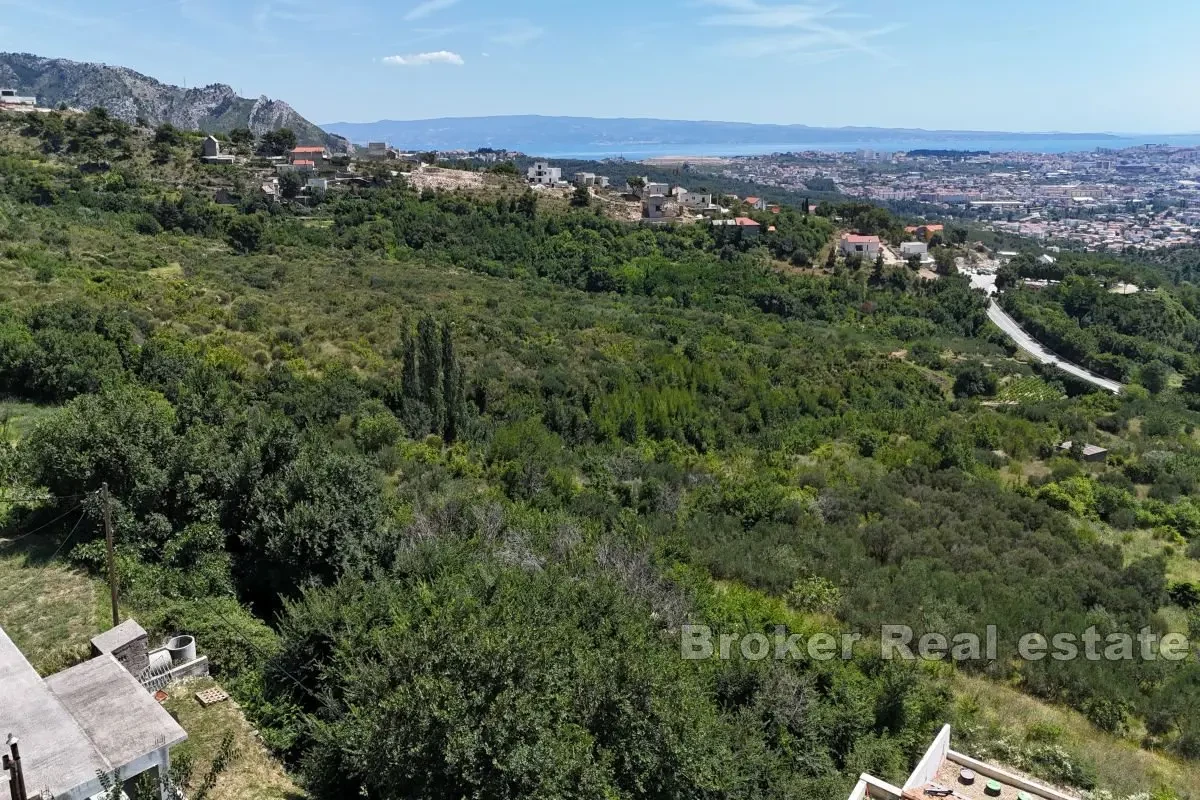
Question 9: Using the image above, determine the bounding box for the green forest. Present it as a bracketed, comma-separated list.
[4, 110, 1200, 799]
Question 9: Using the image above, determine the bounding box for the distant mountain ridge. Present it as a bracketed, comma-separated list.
[323, 114, 1128, 155]
[0, 52, 348, 151]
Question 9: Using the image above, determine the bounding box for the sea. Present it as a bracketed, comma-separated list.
[538, 135, 1200, 161]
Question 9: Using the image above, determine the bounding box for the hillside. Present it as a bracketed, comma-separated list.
[1, 112, 1200, 800]
[0, 52, 348, 151]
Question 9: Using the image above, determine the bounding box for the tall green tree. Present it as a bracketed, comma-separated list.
[418, 316, 444, 435]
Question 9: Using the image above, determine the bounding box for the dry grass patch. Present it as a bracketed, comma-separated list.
[957, 674, 1200, 798]
[0, 551, 102, 674]
[163, 677, 303, 800]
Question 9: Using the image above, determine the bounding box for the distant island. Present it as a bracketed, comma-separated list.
[317, 115, 1189, 159]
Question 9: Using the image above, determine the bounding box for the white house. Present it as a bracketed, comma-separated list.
[630, 178, 670, 199]
[200, 136, 235, 165]
[900, 241, 928, 258]
[0, 88, 36, 107]
[528, 161, 562, 186]
[573, 172, 610, 189]
[678, 191, 714, 209]
[840, 234, 882, 259]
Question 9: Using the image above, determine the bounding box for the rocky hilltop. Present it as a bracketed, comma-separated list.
[0, 52, 348, 151]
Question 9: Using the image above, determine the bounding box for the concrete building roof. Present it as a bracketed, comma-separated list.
[45, 655, 187, 768]
[0, 625, 186, 800]
[89, 618, 146, 655]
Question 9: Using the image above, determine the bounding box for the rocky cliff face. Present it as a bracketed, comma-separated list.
[0, 52, 349, 151]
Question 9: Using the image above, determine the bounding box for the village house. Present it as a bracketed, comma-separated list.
[200, 135, 235, 165]
[900, 241, 929, 258]
[743, 196, 768, 211]
[278, 160, 316, 176]
[361, 141, 399, 161]
[573, 172, 610, 189]
[840, 233, 882, 258]
[643, 194, 669, 219]
[712, 217, 761, 239]
[0, 88, 36, 108]
[630, 178, 670, 199]
[0, 623, 187, 800]
[289, 145, 329, 168]
[677, 190, 714, 210]
[528, 161, 562, 186]
[1058, 441, 1109, 463]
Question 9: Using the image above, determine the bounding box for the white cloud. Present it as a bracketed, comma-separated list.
[491, 25, 546, 47]
[697, 0, 898, 62]
[404, 0, 460, 21]
[382, 50, 465, 66]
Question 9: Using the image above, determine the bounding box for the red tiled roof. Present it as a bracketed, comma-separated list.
[291, 146, 325, 153]
[734, 217, 761, 227]
[293, 160, 315, 166]
[842, 234, 881, 243]
[744, 196, 760, 203]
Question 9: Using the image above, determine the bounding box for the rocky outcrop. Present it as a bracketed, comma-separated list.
[0, 52, 349, 151]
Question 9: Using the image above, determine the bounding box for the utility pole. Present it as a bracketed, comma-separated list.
[101, 483, 119, 628]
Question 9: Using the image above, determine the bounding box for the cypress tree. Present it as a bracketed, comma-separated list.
[401, 327, 420, 403]
[441, 322, 462, 442]
[418, 316, 444, 434]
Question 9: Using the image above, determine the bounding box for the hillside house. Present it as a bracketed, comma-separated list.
[362, 142, 399, 160]
[289, 145, 328, 168]
[573, 172, 610, 189]
[643, 194, 668, 219]
[900, 241, 929, 258]
[849, 725, 1080, 800]
[1058, 441, 1108, 463]
[0, 623, 187, 800]
[0, 89, 36, 107]
[201, 135, 235, 165]
[744, 196, 768, 211]
[678, 191, 714, 209]
[712, 218, 761, 239]
[630, 178, 670, 199]
[735, 217, 761, 238]
[840, 234, 882, 259]
[278, 160, 315, 175]
[528, 161, 562, 186]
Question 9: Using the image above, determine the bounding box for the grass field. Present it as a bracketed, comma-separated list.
[0, 549, 103, 674]
[164, 677, 303, 800]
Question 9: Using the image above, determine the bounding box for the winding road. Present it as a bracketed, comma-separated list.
[985, 302, 1123, 394]
[962, 266, 1124, 395]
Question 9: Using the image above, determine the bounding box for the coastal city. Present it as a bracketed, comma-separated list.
[711, 144, 1200, 252]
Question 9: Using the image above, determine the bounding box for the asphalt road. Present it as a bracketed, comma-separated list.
[986, 301, 1123, 394]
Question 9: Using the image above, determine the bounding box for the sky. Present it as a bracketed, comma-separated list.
[4, 0, 1199, 133]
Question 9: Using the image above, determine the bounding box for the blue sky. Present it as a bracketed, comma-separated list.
[4, 0, 1199, 132]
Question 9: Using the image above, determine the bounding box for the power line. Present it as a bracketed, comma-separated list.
[0, 499, 90, 547]
[191, 593, 335, 713]
[0, 491, 93, 504]
[47, 509, 87, 561]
